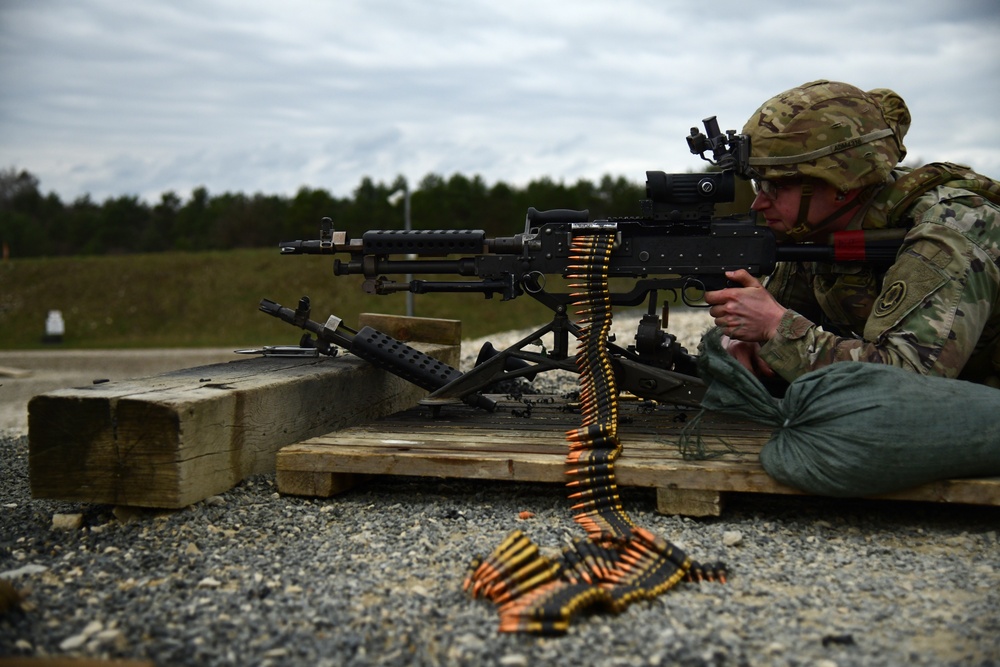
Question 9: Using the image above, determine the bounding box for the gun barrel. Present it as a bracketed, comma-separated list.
[279, 240, 333, 254]
[259, 297, 496, 411]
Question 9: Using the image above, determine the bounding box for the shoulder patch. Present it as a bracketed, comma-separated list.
[874, 280, 907, 317]
[863, 248, 949, 343]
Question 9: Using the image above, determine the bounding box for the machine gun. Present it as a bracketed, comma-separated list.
[259, 117, 905, 410]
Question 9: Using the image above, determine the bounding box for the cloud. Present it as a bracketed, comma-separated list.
[1, 0, 998, 204]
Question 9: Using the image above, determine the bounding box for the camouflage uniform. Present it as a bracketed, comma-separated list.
[761, 171, 1000, 386]
[743, 81, 1000, 387]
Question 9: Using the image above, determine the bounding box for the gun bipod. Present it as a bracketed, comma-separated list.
[423, 306, 706, 409]
[421, 311, 581, 408]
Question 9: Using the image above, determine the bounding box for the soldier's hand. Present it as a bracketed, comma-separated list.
[704, 270, 786, 343]
[719, 335, 776, 377]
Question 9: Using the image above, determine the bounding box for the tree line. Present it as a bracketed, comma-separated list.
[0, 167, 659, 258]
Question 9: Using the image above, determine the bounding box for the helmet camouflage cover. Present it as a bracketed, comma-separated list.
[743, 80, 911, 191]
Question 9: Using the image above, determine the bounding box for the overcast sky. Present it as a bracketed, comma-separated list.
[1, 0, 998, 206]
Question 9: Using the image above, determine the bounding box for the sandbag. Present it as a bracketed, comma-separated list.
[694, 328, 1000, 497]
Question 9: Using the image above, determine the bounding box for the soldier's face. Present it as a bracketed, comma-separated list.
[750, 179, 852, 241]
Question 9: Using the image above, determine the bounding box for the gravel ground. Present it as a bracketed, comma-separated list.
[2, 309, 999, 666]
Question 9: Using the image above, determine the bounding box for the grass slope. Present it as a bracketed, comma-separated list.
[0, 249, 556, 349]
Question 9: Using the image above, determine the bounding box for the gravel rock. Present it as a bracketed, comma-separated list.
[50, 513, 84, 531]
[722, 530, 743, 547]
[2, 311, 999, 666]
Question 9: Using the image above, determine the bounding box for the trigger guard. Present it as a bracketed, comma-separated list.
[681, 277, 709, 308]
[523, 271, 546, 294]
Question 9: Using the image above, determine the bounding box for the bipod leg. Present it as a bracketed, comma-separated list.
[424, 313, 583, 405]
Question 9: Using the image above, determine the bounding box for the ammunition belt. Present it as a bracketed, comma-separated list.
[464, 229, 725, 635]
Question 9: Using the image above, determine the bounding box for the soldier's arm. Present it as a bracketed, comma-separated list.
[758, 196, 1000, 382]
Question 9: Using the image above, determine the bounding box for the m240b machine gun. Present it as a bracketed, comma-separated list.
[260, 118, 904, 411]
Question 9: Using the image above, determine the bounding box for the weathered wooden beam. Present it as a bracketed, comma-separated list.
[28, 315, 460, 509]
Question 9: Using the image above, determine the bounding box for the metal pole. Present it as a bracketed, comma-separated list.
[404, 185, 414, 317]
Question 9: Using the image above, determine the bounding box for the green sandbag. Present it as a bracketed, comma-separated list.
[695, 328, 1000, 497]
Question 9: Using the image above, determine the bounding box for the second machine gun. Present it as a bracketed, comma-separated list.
[260, 117, 904, 411]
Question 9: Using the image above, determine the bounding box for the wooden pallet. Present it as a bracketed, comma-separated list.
[276, 395, 1000, 516]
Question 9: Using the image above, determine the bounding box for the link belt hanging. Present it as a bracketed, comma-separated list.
[464, 228, 726, 635]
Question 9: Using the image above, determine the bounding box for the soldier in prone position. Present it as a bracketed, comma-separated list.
[705, 79, 1000, 388]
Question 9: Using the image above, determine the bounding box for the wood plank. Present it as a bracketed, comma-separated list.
[276, 397, 777, 500]
[657, 488, 724, 517]
[29, 340, 459, 508]
[358, 313, 462, 345]
[276, 394, 1000, 514]
[275, 469, 366, 498]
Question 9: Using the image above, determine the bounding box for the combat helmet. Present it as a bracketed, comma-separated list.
[743, 80, 910, 192]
